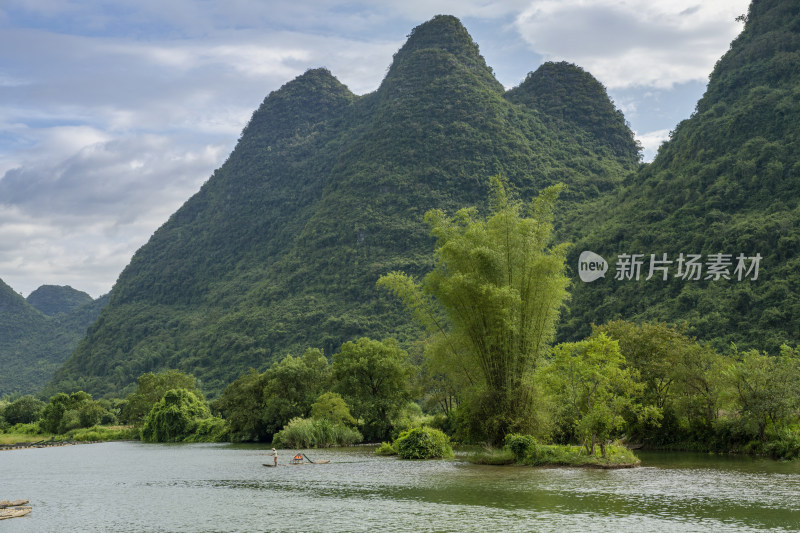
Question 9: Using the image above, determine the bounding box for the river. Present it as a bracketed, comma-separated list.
[2, 442, 799, 532]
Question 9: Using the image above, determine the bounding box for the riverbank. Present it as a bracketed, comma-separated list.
[0, 425, 138, 451]
[467, 443, 641, 468]
[0, 439, 100, 451]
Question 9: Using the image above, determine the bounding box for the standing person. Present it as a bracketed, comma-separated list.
[272, 447, 278, 466]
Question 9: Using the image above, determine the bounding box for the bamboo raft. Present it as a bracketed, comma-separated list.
[0, 500, 31, 520]
[264, 453, 330, 467]
[263, 460, 330, 467]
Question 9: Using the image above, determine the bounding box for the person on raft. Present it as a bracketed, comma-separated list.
[292, 453, 303, 464]
[272, 448, 278, 466]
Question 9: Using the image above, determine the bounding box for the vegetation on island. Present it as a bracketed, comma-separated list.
[468, 434, 639, 468]
[375, 426, 454, 460]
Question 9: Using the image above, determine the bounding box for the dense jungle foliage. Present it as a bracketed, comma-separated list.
[560, 0, 800, 353]
[0, 279, 107, 396]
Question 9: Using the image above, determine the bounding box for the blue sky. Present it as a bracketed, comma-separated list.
[0, 0, 749, 298]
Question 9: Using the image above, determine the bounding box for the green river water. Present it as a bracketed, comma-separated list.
[2, 442, 799, 532]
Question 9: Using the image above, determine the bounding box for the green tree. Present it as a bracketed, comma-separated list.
[596, 320, 728, 444]
[595, 321, 687, 411]
[213, 369, 270, 441]
[332, 337, 415, 441]
[725, 346, 800, 441]
[140, 388, 214, 443]
[544, 334, 643, 456]
[2, 395, 46, 425]
[40, 391, 111, 434]
[310, 392, 356, 426]
[262, 348, 331, 435]
[379, 177, 570, 443]
[671, 343, 729, 441]
[123, 370, 200, 426]
[214, 348, 331, 442]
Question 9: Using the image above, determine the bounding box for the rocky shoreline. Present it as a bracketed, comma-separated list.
[0, 439, 95, 451]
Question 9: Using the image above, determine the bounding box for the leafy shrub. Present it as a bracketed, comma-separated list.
[390, 403, 448, 440]
[273, 417, 315, 448]
[273, 417, 363, 448]
[374, 441, 397, 456]
[9, 422, 41, 435]
[60, 410, 84, 433]
[757, 428, 800, 460]
[79, 403, 108, 428]
[394, 426, 453, 460]
[124, 370, 200, 426]
[504, 433, 537, 460]
[40, 391, 115, 434]
[67, 426, 139, 442]
[523, 443, 639, 466]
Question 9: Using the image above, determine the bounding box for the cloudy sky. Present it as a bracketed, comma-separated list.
[0, 0, 750, 298]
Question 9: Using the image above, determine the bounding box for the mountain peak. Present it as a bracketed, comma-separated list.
[402, 15, 475, 56]
[697, 0, 799, 113]
[0, 278, 31, 315]
[27, 285, 93, 316]
[382, 15, 500, 92]
[240, 67, 354, 146]
[507, 61, 639, 163]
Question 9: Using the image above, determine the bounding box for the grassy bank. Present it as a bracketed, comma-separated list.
[468, 442, 640, 468]
[1, 424, 138, 447]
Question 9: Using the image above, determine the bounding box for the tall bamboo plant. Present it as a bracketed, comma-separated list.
[379, 176, 570, 443]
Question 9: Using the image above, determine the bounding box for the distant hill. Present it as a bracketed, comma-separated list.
[560, 0, 800, 353]
[48, 15, 638, 398]
[0, 279, 107, 396]
[27, 285, 93, 316]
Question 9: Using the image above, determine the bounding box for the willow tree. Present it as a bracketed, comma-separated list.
[378, 177, 570, 443]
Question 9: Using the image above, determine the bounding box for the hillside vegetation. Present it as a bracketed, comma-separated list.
[48, 15, 638, 398]
[561, 0, 800, 353]
[0, 279, 107, 396]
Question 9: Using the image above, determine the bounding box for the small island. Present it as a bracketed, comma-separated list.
[467, 435, 640, 468]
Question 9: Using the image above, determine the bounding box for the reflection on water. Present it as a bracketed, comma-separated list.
[1, 443, 799, 532]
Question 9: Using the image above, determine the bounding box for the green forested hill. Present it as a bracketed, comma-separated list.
[48, 15, 638, 398]
[560, 0, 800, 353]
[26, 285, 93, 316]
[0, 279, 107, 396]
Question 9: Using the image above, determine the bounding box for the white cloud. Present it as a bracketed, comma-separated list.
[0, 130, 229, 296]
[514, 0, 750, 89]
[0, 8, 410, 297]
[635, 128, 671, 162]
